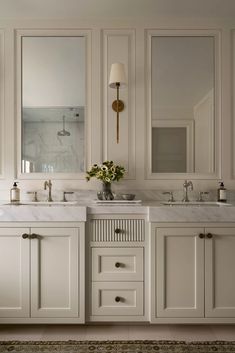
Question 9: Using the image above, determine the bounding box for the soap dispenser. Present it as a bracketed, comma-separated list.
[10, 182, 20, 203]
[217, 181, 227, 203]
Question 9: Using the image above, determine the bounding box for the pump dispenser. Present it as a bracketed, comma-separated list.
[217, 181, 227, 203]
[10, 182, 20, 203]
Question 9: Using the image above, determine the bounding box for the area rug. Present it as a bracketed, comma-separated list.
[0, 340, 235, 353]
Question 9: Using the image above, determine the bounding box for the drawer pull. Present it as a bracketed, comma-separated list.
[207, 233, 213, 239]
[22, 233, 29, 239]
[115, 262, 121, 268]
[198, 233, 205, 239]
[115, 296, 121, 302]
[114, 228, 121, 234]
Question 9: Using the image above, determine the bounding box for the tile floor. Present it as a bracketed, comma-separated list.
[0, 325, 235, 341]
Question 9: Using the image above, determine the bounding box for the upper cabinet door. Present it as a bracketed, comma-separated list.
[146, 29, 221, 180]
[205, 227, 235, 318]
[30, 227, 85, 321]
[16, 29, 91, 179]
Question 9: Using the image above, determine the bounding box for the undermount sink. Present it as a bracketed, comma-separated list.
[162, 201, 232, 207]
[4, 201, 78, 206]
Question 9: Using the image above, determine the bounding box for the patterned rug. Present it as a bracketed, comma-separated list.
[0, 340, 235, 353]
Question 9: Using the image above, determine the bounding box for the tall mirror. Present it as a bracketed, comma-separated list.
[149, 33, 218, 177]
[21, 36, 86, 174]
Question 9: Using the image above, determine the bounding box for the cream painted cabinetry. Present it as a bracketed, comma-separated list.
[151, 224, 235, 323]
[0, 223, 85, 323]
[89, 216, 148, 322]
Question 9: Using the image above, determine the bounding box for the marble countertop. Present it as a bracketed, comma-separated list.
[0, 200, 235, 222]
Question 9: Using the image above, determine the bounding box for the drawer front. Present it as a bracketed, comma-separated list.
[90, 219, 145, 242]
[92, 282, 143, 316]
[92, 247, 143, 281]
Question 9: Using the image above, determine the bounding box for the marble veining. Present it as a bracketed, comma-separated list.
[0, 199, 235, 222]
[0, 204, 87, 222]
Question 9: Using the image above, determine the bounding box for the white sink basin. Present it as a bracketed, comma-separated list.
[162, 201, 232, 207]
[5, 201, 78, 206]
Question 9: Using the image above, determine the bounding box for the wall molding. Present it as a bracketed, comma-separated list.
[102, 29, 136, 179]
[0, 30, 5, 179]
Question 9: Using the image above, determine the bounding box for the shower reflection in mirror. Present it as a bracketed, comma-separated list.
[21, 36, 85, 173]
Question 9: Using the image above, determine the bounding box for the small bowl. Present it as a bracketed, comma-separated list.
[121, 194, 136, 200]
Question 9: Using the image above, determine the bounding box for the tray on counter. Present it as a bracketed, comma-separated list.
[93, 199, 142, 205]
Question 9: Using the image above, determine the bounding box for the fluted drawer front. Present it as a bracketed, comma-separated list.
[90, 219, 145, 242]
[92, 247, 143, 281]
[92, 282, 143, 316]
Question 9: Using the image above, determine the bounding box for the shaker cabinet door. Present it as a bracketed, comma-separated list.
[154, 227, 205, 318]
[0, 228, 30, 318]
[30, 227, 84, 320]
[205, 227, 235, 317]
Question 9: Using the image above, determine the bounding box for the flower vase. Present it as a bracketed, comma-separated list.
[97, 182, 114, 200]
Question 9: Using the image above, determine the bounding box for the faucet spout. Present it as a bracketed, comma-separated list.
[182, 180, 193, 202]
[44, 180, 53, 202]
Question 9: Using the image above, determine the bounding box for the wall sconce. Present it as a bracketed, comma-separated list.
[109, 63, 127, 144]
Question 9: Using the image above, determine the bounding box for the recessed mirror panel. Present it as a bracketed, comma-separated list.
[21, 36, 85, 173]
[151, 35, 215, 174]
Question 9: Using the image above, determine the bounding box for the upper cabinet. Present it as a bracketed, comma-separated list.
[146, 30, 221, 180]
[16, 29, 91, 179]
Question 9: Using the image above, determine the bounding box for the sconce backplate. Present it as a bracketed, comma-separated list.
[112, 100, 124, 113]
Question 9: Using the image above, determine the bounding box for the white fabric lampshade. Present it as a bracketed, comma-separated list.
[109, 63, 127, 88]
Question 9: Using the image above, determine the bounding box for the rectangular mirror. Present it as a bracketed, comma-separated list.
[147, 31, 220, 179]
[18, 33, 88, 176]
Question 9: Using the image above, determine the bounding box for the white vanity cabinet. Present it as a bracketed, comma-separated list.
[151, 223, 235, 323]
[88, 215, 148, 322]
[0, 223, 85, 323]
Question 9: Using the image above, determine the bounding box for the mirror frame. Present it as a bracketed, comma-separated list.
[16, 29, 91, 180]
[145, 29, 221, 180]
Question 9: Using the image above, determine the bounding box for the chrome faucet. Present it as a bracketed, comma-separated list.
[44, 180, 53, 202]
[182, 180, 193, 202]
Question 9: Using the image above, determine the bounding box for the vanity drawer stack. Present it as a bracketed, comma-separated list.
[89, 217, 146, 321]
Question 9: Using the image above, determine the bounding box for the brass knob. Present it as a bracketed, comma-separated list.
[199, 233, 205, 239]
[115, 296, 121, 302]
[115, 262, 121, 268]
[207, 233, 213, 239]
[114, 228, 121, 234]
[22, 233, 29, 239]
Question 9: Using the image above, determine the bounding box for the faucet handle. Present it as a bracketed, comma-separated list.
[162, 191, 175, 202]
[62, 191, 74, 202]
[27, 191, 38, 202]
[197, 191, 209, 202]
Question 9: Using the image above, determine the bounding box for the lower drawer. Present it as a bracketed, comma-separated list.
[91, 282, 143, 316]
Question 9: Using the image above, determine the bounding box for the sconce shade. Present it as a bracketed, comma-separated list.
[109, 63, 127, 88]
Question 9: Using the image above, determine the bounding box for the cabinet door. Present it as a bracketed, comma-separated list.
[0, 228, 30, 318]
[205, 227, 235, 317]
[153, 227, 204, 318]
[31, 227, 84, 320]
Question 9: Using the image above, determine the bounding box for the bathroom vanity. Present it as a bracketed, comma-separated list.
[0, 202, 235, 324]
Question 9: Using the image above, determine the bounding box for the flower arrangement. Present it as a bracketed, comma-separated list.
[86, 160, 125, 184]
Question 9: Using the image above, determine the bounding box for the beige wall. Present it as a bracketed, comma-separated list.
[0, 14, 234, 197]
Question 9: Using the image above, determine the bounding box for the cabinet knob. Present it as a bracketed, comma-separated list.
[22, 233, 29, 239]
[199, 233, 205, 239]
[115, 262, 121, 268]
[115, 296, 121, 302]
[207, 233, 213, 239]
[114, 228, 121, 234]
[30, 233, 39, 239]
